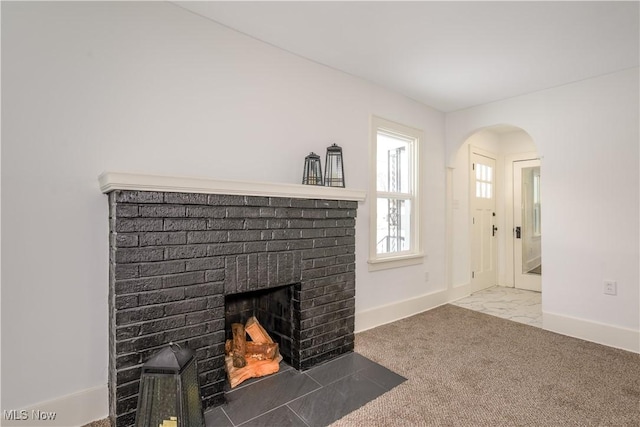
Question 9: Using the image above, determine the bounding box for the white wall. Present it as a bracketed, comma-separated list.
[4, 2, 637, 422]
[1, 1, 446, 418]
[447, 68, 640, 352]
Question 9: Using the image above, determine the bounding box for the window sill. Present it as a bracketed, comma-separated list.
[367, 252, 425, 271]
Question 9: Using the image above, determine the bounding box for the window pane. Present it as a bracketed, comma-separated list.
[475, 162, 493, 199]
[533, 173, 540, 204]
[376, 197, 411, 254]
[377, 133, 410, 193]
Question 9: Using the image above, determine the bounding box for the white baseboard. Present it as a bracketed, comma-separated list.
[543, 311, 640, 354]
[355, 288, 451, 333]
[354, 288, 640, 355]
[1, 385, 108, 427]
[355, 281, 496, 333]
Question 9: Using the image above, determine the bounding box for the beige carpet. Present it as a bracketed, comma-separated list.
[89, 305, 639, 427]
[330, 304, 640, 426]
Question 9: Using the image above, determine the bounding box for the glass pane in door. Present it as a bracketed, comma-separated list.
[521, 166, 541, 275]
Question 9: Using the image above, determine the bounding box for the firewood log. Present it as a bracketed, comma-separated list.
[225, 353, 283, 388]
[224, 317, 283, 387]
[231, 323, 247, 368]
[245, 316, 274, 344]
[245, 342, 278, 360]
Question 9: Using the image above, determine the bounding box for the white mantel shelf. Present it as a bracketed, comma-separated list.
[99, 171, 366, 202]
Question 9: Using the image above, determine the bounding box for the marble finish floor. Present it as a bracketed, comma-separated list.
[204, 352, 406, 427]
[452, 285, 542, 328]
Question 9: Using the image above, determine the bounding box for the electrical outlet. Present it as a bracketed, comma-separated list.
[424, 272, 429, 282]
[604, 280, 617, 296]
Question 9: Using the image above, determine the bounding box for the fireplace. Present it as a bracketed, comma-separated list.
[225, 285, 295, 363]
[101, 172, 365, 427]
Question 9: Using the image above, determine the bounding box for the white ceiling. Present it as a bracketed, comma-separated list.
[176, 1, 640, 112]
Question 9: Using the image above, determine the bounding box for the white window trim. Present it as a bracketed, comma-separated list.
[368, 116, 424, 271]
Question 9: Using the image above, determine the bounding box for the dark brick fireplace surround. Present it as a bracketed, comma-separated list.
[103, 175, 362, 426]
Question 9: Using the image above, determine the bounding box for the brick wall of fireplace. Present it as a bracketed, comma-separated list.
[107, 190, 358, 426]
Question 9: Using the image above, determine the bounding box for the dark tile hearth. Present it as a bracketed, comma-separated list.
[205, 352, 406, 427]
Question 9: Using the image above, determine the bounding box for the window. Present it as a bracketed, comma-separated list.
[475, 163, 493, 199]
[369, 116, 423, 270]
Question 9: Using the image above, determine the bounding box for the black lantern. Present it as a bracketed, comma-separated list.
[324, 143, 345, 187]
[302, 152, 323, 185]
[135, 343, 204, 427]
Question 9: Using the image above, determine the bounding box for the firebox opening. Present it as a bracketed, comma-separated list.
[224, 284, 296, 366]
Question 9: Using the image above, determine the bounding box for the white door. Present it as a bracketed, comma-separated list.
[513, 159, 542, 292]
[470, 150, 497, 290]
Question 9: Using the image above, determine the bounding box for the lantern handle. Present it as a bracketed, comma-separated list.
[169, 341, 182, 352]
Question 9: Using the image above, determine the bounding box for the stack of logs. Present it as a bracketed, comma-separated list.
[225, 316, 282, 388]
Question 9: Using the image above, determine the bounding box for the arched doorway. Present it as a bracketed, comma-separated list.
[449, 124, 541, 294]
